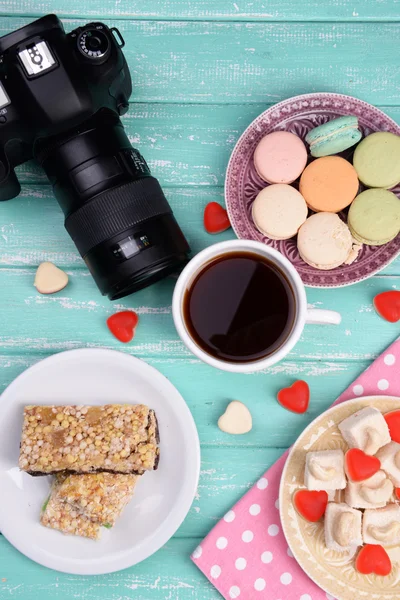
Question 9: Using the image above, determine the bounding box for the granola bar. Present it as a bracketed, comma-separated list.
[55, 472, 139, 526]
[19, 404, 160, 475]
[41, 483, 101, 540]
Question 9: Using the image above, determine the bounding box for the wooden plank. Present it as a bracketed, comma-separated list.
[0, 186, 232, 266]
[1, 183, 399, 273]
[0, 536, 219, 599]
[0, 0, 397, 21]
[0, 354, 368, 449]
[1, 19, 400, 104]
[0, 267, 397, 360]
[13, 103, 269, 184]
[10, 103, 400, 185]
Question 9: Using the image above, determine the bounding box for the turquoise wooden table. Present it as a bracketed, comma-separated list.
[0, 1, 399, 598]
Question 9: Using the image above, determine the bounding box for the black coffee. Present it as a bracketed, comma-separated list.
[183, 252, 296, 363]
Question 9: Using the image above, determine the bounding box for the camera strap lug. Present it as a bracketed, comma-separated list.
[110, 28, 125, 48]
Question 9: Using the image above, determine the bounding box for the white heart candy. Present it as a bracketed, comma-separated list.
[218, 401, 252, 435]
[34, 262, 69, 294]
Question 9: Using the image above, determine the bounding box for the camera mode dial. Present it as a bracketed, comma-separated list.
[77, 27, 111, 63]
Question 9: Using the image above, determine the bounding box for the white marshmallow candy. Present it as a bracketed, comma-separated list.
[376, 441, 400, 487]
[218, 401, 252, 435]
[363, 504, 400, 546]
[338, 407, 390, 455]
[324, 502, 362, 553]
[345, 470, 394, 509]
[304, 450, 346, 491]
[34, 262, 69, 295]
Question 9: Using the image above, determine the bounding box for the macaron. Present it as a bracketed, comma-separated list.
[347, 189, 400, 245]
[305, 116, 362, 158]
[253, 131, 308, 184]
[251, 184, 308, 240]
[297, 213, 354, 270]
[299, 156, 359, 212]
[353, 132, 400, 189]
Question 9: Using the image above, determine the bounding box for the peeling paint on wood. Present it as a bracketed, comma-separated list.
[0, 0, 398, 21]
[0, 268, 397, 360]
[0, 19, 399, 105]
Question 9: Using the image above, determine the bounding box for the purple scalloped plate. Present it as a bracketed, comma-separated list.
[225, 92, 400, 287]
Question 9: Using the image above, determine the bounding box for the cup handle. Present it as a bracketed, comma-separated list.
[306, 308, 342, 326]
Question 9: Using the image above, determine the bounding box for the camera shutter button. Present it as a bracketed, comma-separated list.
[0, 115, 7, 124]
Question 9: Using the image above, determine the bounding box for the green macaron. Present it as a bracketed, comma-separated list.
[305, 116, 362, 158]
[347, 189, 400, 245]
[353, 132, 400, 189]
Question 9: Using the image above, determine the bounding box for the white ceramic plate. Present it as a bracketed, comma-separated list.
[279, 396, 400, 600]
[0, 349, 200, 575]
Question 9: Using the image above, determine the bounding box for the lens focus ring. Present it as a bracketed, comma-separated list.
[65, 177, 172, 257]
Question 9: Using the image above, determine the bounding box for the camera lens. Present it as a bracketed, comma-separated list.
[35, 113, 190, 300]
[77, 28, 110, 59]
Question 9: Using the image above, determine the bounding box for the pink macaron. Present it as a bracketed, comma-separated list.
[253, 131, 308, 184]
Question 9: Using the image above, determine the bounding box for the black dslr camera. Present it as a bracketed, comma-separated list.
[0, 15, 190, 299]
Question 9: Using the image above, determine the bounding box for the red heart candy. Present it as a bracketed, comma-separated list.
[277, 380, 310, 414]
[345, 448, 381, 482]
[293, 490, 328, 522]
[384, 410, 400, 443]
[204, 202, 231, 234]
[107, 311, 139, 343]
[374, 291, 400, 323]
[355, 544, 392, 577]
[395, 488, 400, 501]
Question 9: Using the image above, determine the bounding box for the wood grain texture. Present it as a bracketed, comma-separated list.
[0, 267, 397, 360]
[10, 104, 400, 185]
[0, 537, 220, 600]
[0, 0, 397, 21]
[1, 3, 400, 598]
[1, 18, 400, 104]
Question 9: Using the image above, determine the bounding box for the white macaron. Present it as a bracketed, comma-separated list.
[297, 213, 354, 270]
[251, 184, 308, 240]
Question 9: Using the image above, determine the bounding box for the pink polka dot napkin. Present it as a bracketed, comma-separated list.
[191, 337, 400, 600]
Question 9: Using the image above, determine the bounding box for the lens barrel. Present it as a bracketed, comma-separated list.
[35, 114, 190, 299]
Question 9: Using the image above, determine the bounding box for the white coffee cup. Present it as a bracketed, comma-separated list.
[172, 240, 341, 373]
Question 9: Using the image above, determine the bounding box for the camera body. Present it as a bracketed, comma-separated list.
[0, 15, 190, 299]
[0, 14, 130, 199]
